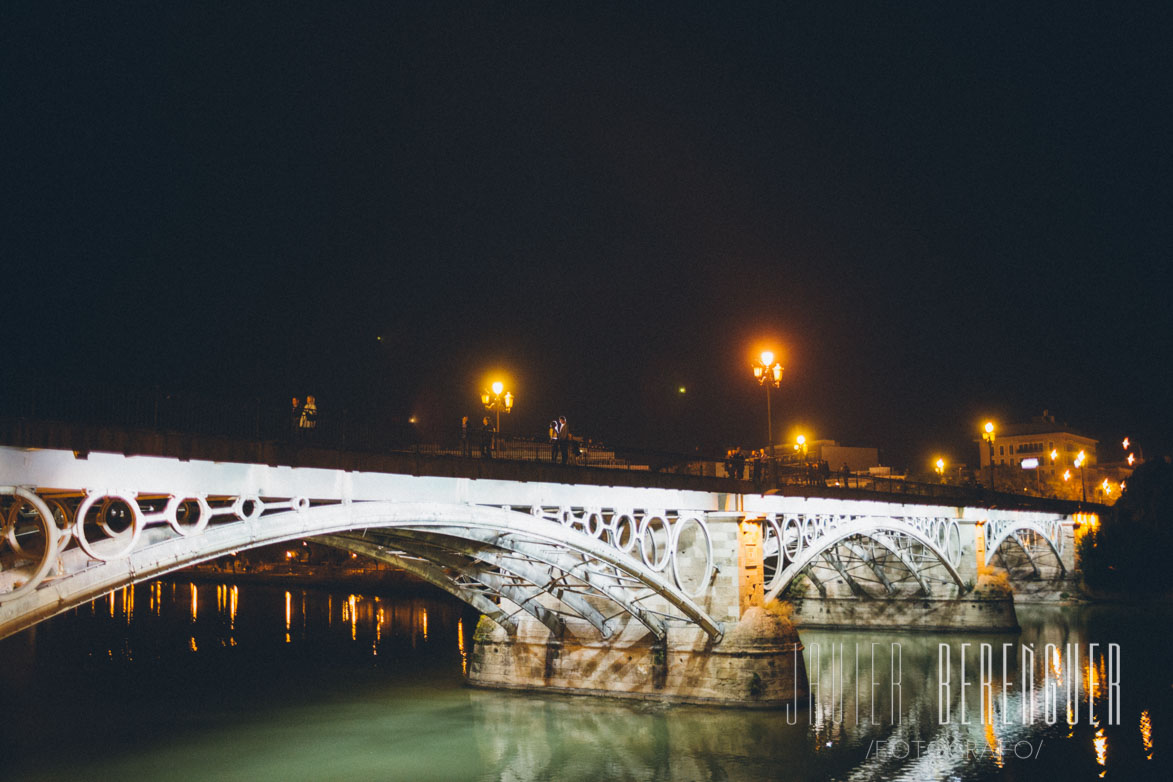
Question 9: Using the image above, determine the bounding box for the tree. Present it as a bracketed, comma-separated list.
[1079, 457, 1173, 593]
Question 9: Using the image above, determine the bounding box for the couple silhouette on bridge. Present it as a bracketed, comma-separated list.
[549, 416, 575, 464]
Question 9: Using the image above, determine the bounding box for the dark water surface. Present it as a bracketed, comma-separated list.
[1, 582, 1169, 781]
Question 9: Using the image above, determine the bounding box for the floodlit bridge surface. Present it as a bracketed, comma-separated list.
[1, 445, 1080, 641]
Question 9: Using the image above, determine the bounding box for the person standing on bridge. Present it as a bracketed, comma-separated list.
[480, 416, 494, 458]
[549, 418, 561, 462]
[299, 395, 317, 430]
[557, 416, 570, 464]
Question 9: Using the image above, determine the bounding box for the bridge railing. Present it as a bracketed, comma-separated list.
[0, 381, 1087, 512]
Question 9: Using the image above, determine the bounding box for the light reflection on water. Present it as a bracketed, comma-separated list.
[0, 585, 1168, 781]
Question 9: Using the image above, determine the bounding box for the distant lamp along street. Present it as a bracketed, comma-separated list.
[752, 351, 784, 486]
[982, 422, 996, 490]
[1074, 449, 1088, 503]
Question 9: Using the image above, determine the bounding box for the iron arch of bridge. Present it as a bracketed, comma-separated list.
[0, 499, 723, 642]
[982, 519, 1067, 577]
[761, 517, 967, 604]
[321, 528, 633, 640]
[316, 534, 522, 634]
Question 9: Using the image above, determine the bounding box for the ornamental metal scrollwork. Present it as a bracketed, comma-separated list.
[0, 487, 61, 602]
[760, 513, 968, 602]
[0, 488, 313, 603]
[513, 505, 716, 596]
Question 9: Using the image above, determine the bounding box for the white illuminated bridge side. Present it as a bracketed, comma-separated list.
[0, 448, 724, 641]
[0, 446, 1080, 641]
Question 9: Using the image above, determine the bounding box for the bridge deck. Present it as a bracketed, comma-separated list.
[0, 417, 1096, 514]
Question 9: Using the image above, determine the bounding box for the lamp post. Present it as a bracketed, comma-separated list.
[935, 458, 946, 483]
[481, 381, 514, 444]
[1074, 450, 1087, 504]
[982, 422, 996, 491]
[795, 434, 808, 485]
[1047, 449, 1058, 498]
[752, 351, 784, 487]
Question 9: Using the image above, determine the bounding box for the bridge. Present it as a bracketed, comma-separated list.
[0, 433, 1090, 705]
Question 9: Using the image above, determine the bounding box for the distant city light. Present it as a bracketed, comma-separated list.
[678, 386, 687, 394]
[1122, 437, 1130, 450]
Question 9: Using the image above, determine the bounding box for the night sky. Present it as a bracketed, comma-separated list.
[4, 4, 1171, 469]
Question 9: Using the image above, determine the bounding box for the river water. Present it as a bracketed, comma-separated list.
[0, 581, 1168, 781]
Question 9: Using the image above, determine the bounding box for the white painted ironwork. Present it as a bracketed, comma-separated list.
[1, 446, 1078, 642]
[760, 514, 967, 603]
[981, 518, 1067, 577]
[520, 505, 715, 598]
[0, 448, 725, 642]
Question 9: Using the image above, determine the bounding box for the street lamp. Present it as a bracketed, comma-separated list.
[1074, 450, 1087, 504]
[982, 422, 996, 490]
[481, 381, 514, 437]
[752, 351, 784, 486]
[935, 457, 946, 483]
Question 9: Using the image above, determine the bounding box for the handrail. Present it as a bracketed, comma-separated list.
[0, 382, 1096, 513]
